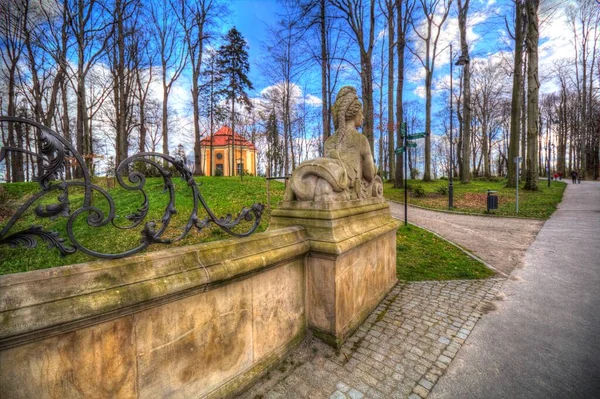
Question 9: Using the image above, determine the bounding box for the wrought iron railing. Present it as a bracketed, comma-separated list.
[0, 116, 264, 259]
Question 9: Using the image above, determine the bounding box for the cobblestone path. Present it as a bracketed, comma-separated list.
[242, 278, 505, 399]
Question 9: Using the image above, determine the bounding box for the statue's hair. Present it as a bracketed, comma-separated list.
[332, 86, 361, 135]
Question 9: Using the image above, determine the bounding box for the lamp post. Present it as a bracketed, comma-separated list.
[546, 117, 558, 187]
[449, 46, 469, 209]
[449, 45, 454, 208]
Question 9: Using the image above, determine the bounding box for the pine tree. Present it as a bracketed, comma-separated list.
[265, 112, 281, 176]
[216, 27, 254, 177]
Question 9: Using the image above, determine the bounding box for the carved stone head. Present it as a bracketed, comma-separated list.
[332, 86, 363, 133]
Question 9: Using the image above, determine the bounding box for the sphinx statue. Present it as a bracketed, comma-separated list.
[284, 86, 383, 202]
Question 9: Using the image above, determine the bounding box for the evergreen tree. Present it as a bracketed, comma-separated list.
[216, 27, 254, 177]
[265, 111, 282, 176]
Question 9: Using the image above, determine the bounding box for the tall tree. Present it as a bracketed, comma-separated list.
[178, 0, 221, 175]
[263, 6, 304, 174]
[410, 0, 453, 181]
[395, 0, 415, 188]
[0, 0, 27, 182]
[150, 0, 187, 157]
[330, 0, 377, 153]
[568, 0, 600, 179]
[382, 0, 395, 180]
[457, 0, 471, 183]
[110, 0, 141, 167]
[265, 111, 282, 176]
[216, 27, 253, 177]
[67, 0, 114, 174]
[506, 0, 525, 187]
[524, 0, 540, 190]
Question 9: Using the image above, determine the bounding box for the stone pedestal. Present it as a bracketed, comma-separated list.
[270, 198, 399, 347]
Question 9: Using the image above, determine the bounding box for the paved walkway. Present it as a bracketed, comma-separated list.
[430, 180, 600, 398]
[242, 279, 505, 399]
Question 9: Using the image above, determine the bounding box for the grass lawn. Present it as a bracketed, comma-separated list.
[396, 224, 495, 281]
[0, 176, 285, 274]
[384, 177, 566, 219]
[1, 176, 494, 281]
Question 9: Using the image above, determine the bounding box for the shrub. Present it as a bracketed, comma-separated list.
[412, 185, 426, 197]
[436, 186, 448, 195]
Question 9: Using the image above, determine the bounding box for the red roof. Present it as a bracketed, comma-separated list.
[200, 126, 256, 150]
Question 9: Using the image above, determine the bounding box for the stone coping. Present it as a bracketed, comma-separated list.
[270, 200, 400, 256]
[276, 197, 385, 211]
[0, 226, 310, 350]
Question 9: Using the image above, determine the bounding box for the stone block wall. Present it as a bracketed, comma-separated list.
[0, 227, 309, 398]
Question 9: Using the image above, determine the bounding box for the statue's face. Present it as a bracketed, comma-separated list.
[354, 104, 364, 128]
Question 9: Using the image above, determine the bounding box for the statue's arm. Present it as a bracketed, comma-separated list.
[361, 137, 376, 181]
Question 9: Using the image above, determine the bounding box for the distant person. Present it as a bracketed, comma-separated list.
[558, 172, 562, 180]
[571, 170, 578, 183]
[577, 171, 582, 184]
[553, 172, 558, 180]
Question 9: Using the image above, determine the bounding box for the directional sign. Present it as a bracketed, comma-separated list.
[400, 122, 407, 134]
[395, 147, 405, 154]
[408, 132, 426, 139]
[406, 142, 417, 148]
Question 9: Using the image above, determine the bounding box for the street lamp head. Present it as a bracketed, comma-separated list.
[455, 54, 470, 66]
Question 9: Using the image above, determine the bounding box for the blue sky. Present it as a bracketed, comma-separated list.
[223, 0, 577, 112]
[230, 0, 286, 90]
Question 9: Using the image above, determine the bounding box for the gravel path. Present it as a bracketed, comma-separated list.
[388, 202, 544, 276]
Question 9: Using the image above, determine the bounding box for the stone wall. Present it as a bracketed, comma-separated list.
[0, 227, 309, 399]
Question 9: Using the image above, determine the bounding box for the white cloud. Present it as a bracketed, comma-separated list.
[258, 81, 322, 108]
[305, 94, 323, 106]
[414, 85, 426, 99]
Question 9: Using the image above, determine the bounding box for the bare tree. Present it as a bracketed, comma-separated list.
[110, 0, 142, 167]
[457, 0, 471, 183]
[381, 0, 395, 180]
[523, 0, 540, 190]
[506, 0, 525, 187]
[0, 0, 27, 182]
[330, 0, 377, 153]
[177, 0, 222, 175]
[409, 0, 453, 181]
[67, 0, 114, 174]
[471, 59, 506, 178]
[395, 0, 416, 187]
[150, 0, 187, 157]
[567, 0, 600, 179]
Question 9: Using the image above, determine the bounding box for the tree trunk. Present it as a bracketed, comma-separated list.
[458, 0, 471, 183]
[360, 51, 375, 154]
[394, 0, 409, 188]
[424, 68, 432, 181]
[524, 0, 540, 191]
[387, 0, 395, 180]
[320, 0, 330, 145]
[520, 55, 527, 179]
[507, 1, 524, 187]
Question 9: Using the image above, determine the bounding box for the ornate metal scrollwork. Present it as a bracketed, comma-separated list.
[0, 116, 264, 259]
